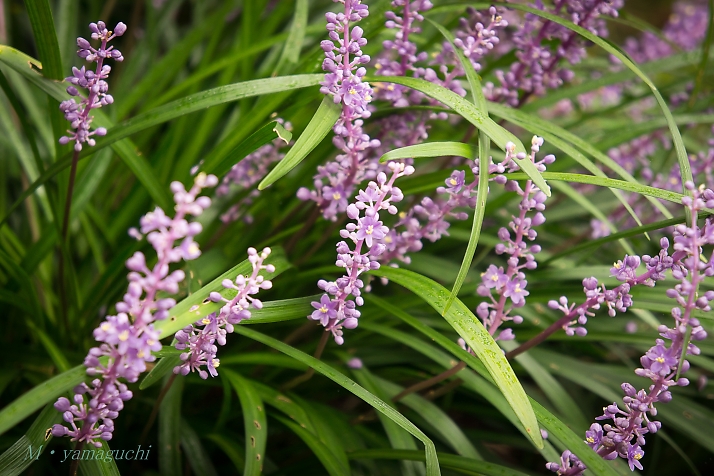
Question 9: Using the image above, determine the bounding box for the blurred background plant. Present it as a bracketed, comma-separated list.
[0, 0, 712, 475]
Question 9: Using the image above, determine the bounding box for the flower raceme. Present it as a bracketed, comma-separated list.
[547, 183, 713, 474]
[51, 173, 217, 447]
[59, 21, 126, 151]
[309, 162, 414, 344]
[173, 248, 275, 379]
[298, 0, 381, 220]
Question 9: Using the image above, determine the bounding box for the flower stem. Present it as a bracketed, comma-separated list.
[281, 330, 330, 391]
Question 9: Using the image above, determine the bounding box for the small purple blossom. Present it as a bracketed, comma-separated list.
[309, 162, 413, 343]
[475, 137, 553, 341]
[51, 173, 217, 446]
[59, 21, 126, 151]
[174, 248, 274, 379]
[551, 183, 712, 472]
[298, 0, 382, 220]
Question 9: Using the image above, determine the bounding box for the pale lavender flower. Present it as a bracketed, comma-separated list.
[59, 21, 126, 151]
[174, 248, 274, 379]
[545, 450, 586, 476]
[550, 183, 712, 473]
[51, 173, 217, 446]
[298, 0, 381, 220]
[475, 137, 555, 340]
[309, 162, 414, 343]
[217, 121, 292, 223]
[485, 1, 623, 106]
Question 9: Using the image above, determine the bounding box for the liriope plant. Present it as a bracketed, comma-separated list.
[0, 1, 712, 476]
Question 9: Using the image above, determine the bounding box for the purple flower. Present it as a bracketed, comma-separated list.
[59, 21, 126, 151]
[644, 341, 678, 376]
[52, 173, 217, 446]
[481, 265, 507, 290]
[471, 137, 553, 340]
[310, 163, 414, 344]
[444, 170, 465, 194]
[300, 0, 381, 220]
[356, 215, 386, 247]
[553, 184, 711, 472]
[504, 279, 529, 305]
[627, 445, 644, 471]
[174, 248, 275, 379]
[311, 294, 338, 325]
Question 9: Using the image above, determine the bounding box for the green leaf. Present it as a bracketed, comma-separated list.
[0, 365, 85, 437]
[159, 376, 183, 476]
[380, 142, 476, 163]
[275, 0, 308, 74]
[353, 368, 425, 476]
[201, 121, 291, 178]
[369, 374, 481, 460]
[508, 172, 713, 212]
[445, 140, 489, 313]
[140, 353, 182, 390]
[258, 96, 342, 190]
[0, 404, 60, 476]
[180, 420, 219, 476]
[360, 310, 620, 476]
[493, 2, 692, 206]
[152, 247, 291, 338]
[223, 370, 267, 476]
[372, 267, 543, 450]
[232, 326, 441, 476]
[273, 415, 348, 476]
[487, 101, 672, 221]
[105, 75, 321, 156]
[367, 75, 550, 196]
[348, 449, 530, 476]
[78, 440, 122, 476]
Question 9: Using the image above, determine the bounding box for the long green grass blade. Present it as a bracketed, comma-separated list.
[259, 96, 342, 190]
[223, 370, 268, 476]
[368, 75, 550, 196]
[348, 449, 530, 476]
[232, 325, 442, 476]
[373, 267, 543, 449]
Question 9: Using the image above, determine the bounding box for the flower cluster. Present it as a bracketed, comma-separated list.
[475, 137, 554, 340]
[445, 6, 508, 76]
[374, 0, 433, 106]
[298, 0, 381, 220]
[217, 121, 292, 223]
[51, 173, 217, 447]
[485, 1, 623, 106]
[547, 243, 679, 337]
[380, 169, 475, 265]
[589, 1, 711, 236]
[309, 162, 414, 343]
[548, 183, 712, 474]
[59, 21, 126, 151]
[174, 248, 274, 379]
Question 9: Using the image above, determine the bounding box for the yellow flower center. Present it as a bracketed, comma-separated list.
[634, 453, 642, 460]
[212, 359, 220, 368]
[349, 88, 357, 95]
[366, 225, 374, 235]
[449, 178, 458, 186]
[202, 317, 211, 325]
[118, 330, 129, 342]
[586, 436, 595, 444]
[333, 192, 341, 200]
[613, 262, 622, 269]
[655, 357, 665, 364]
[320, 306, 328, 313]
